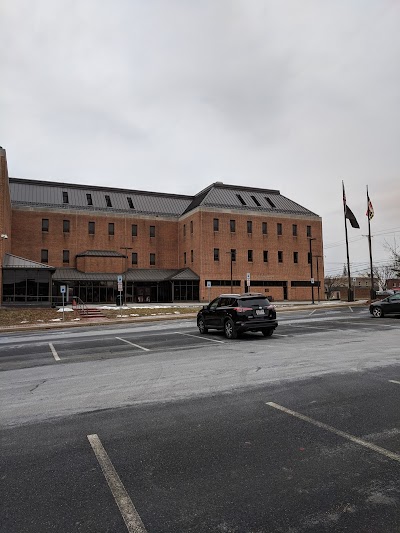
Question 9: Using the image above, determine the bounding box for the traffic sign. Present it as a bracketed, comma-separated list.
[118, 283, 123, 292]
[60, 285, 66, 294]
[310, 278, 315, 284]
[117, 275, 123, 283]
[206, 281, 211, 288]
[246, 273, 251, 282]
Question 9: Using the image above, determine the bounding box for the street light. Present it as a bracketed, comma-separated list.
[120, 246, 133, 303]
[308, 238, 316, 304]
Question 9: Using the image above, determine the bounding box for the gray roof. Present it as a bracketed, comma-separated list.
[2, 253, 55, 270]
[76, 250, 127, 258]
[53, 268, 199, 282]
[9, 179, 319, 218]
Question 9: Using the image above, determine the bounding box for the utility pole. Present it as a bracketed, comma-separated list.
[120, 246, 132, 303]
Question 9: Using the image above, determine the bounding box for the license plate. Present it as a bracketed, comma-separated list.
[255, 309, 265, 315]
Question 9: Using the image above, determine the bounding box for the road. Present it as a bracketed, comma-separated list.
[1, 306, 399, 532]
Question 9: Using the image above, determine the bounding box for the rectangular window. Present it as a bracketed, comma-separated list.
[86, 193, 93, 206]
[131, 224, 137, 237]
[150, 253, 155, 266]
[105, 195, 112, 207]
[278, 251, 283, 263]
[190, 221, 193, 233]
[108, 223, 114, 236]
[214, 248, 219, 261]
[184, 252, 187, 265]
[263, 250, 268, 263]
[62, 191, 69, 204]
[88, 221, 95, 235]
[183, 224, 186, 237]
[308, 252, 312, 264]
[63, 250, 69, 264]
[41, 249, 48, 263]
[277, 223, 282, 236]
[307, 225, 312, 237]
[247, 221, 252, 234]
[262, 222, 267, 235]
[293, 251, 298, 263]
[63, 219, 70, 233]
[191, 250, 194, 262]
[131, 252, 138, 265]
[150, 225, 155, 237]
[231, 249, 236, 262]
[292, 224, 297, 236]
[248, 249, 253, 262]
[213, 218, 219, 231]
[42, 218, 49, 232]
[230, 220, 236, 233]
[127, 197, 134, 209]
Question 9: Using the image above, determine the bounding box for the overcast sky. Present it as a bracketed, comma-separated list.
[1, 1, 399, 277]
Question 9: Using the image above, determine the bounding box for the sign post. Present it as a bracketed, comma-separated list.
[60, 285, 66, 321]
[206, 280, 211, 302]
[246, 273, 251, 291]
[117, 275, 123, 314]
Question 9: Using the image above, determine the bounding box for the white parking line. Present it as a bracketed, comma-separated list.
[266, 402, 400, 463]
[348, 306, 354, 312]
[175, 332, 225, 344]
[274, 333, 289, 337]
[116, 337, 150, 351]
[309, 309, 317, 316]
[389, 380, 400, 386]
[48, 343, 60, 361]
[87, 434, 147, 533]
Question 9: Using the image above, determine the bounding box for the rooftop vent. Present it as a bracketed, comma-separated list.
[127, 197, 134, 209]
[86, 193, 93, 206]
[236, 194, 246, 205]
[62, 191, 69, 204]
[251, 195, 261, 207]
[105, 195, 112, 207]
[265, 197, 276, 208]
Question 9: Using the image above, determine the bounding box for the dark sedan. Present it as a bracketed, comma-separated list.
[369, 293, 400, 318]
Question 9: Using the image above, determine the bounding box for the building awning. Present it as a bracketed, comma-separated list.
[76, 250, 127, 258]
[52, 268, 199, 282]
[2, 253, 55, 270]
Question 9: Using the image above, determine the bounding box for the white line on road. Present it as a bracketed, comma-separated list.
[389, 380, 400, 385]
[175, 332, 225, 343]
[48, 343, 60, 361]
[348, 306, 354, 312]
[309, 309, 317, 316]
[116, 337, 150, 351]
[87, 434, 147, 533]
[266, 402, 400, 463]
[274, 333, 289, 337]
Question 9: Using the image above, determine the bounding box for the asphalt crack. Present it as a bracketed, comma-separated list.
[30, 379, 47, 393]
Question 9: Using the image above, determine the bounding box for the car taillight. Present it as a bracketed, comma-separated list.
[233, 307, 253, 313]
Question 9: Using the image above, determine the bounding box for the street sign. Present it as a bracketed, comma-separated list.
[246, 273, 251, 282]
[206, 281, 211, 288]
[118, 282, 123, 292]
[311, 278, 315, 284]
[60, 285, 66, 294]
[117, 275, 123, 283]
[352, 277, 356, 283]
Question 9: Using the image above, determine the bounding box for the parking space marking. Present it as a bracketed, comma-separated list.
[309, 309, 317, 316]
[289, 324, 337, 331]
[175, 332, 225, 344]
[116, 337, 150, 352]
[389, 380, 400, 386]
[348, 306, 354, 312]
[48, 343, 60, 361]
[274, 333, 289, 337]
[87, 434, 147, 533]
[266, 402, 400, 463]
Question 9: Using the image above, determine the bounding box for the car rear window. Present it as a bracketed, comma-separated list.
[239, 298, 270, 307]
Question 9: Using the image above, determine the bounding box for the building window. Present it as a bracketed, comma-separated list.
[230, 220, 236, 233]
[190, 221, 193, 234]
[41, 249, 48, 263]
[184, 252, 187, 265]
[278, 251, 283, 263]
[292, 224, 297, 236]
[230, 249, 236, 262]
[88, 221, 95, 235]
[308, 252, 312, 264]
[247, 221, 253, 234]
[191, 250, 194, 262]
[150, 226, 155, 237]
[263, 250, 268, 263]
[150, 253, 155, 266]
[293, 251, 298, 264]
[63, 250, 70, 264]
[62, 191, 69, 204]
[131, 252, 138, 265]
[63, 219, 70, 233]
[213, 218, 219, 231]
[183, 224, 186, 237]
[214, 248, 219, 261]
[127, 197, 134, 209]
[86, 193, 93, 206]
[248, 249, 253, 262]
[108, 223, 114, 236]
[262, 222, 267, 235]
[277, 223, 282, 236]
[105, 195, 112, 207]
[131, 224, 137, 237]
[307, 226, 312, 237]
[42, 219, 49, 232]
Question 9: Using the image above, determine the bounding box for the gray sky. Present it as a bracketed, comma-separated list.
[1, 1, 399, 277]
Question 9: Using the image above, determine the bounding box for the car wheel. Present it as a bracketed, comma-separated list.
[262, 328, 274, 337]
[197, 317, 208, 334]
[372, 307, 383, 318]
[224, 318, 237, 339]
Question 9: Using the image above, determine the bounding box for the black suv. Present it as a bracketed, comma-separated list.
[197, 293, 278, 339]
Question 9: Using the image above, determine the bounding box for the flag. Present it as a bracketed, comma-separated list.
[366, 196, 374, 220]
[342, 182, 360, 229]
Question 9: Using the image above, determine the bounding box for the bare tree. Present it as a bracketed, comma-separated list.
[324, 274, 343, 299]
[372, 265, 396, 291]
[383, 239, 400, 277]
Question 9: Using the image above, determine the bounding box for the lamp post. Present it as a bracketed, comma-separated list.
[309, 238, 316, 304]
[120, 246, 132, 303]
[315, 255, 323, 304]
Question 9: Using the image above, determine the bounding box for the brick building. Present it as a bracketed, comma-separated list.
[0, 147, 324, 305]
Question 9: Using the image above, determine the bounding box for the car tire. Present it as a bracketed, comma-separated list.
[224, 318, 237, 339]
[197, 317, 208, 334]
[372, 307, 383, 318]
[262, 328, 274, 337]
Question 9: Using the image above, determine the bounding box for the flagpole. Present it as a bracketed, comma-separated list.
[367, 185, 374, 300]
[342, 181, 353, 302]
